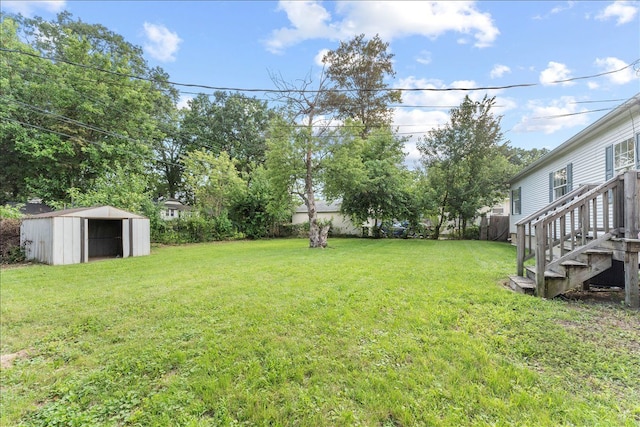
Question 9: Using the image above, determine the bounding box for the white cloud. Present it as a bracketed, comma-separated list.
[539, 61, 575, 86]
[594, 57, 638, 84]
[416, 50, 432, 65]
[513, 97, 590, 134]
[265, 1, 499, 53]
[490, 64, 511, 79]
[2, 0, 65, 16]
[176, 95, 193, 110]
[392, 76, 516, 166]
[596, 1, 638, 25]
[143, 22, 182, 62]
[314, 48, 330, 66]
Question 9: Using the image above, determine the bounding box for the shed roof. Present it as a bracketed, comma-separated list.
[25, 205, 146, 219]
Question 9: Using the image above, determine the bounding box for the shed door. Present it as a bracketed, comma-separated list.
[88, 219, 123, 259]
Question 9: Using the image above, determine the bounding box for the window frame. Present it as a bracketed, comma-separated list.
[511, 187, 521, 215]
[613, 137, 636, 174]
[552, 167, 567, 200]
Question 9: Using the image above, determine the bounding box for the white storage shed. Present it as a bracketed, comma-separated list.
[20, 205, 150, 265]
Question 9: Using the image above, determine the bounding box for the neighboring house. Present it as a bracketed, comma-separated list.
[508, 93, 639, 307]
[159, 198, 191, 220]
[20, 205, 150, 265]
[7, 198, 54, 215]
[292, 201, 374, 236]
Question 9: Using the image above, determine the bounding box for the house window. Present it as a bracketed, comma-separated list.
[552, 167, 567, 199]
[511, 187, 521, 215]
[614, 137, 635, 173]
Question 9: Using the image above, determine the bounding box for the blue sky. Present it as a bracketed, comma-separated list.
[3, 1, 639, 166]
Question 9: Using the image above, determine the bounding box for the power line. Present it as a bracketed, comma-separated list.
[2, 47, 637, 95]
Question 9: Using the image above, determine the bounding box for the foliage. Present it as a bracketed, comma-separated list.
[0, 218, 25, 263]
[55, 165, 154, 215]
[180, 91, 273, 175]
[182, 150, 246, 218]
[0, 12, 171, 205]
[266, 73, 333, 248]
[0, 204, 23, 219]
[418, 95, 512, 239]
[2, 240, 639, 425]
[325, 125, 415, 237]
[321, 34, 401, 136]
[229, 166, 292, 239]
[151, 214, 238, 244]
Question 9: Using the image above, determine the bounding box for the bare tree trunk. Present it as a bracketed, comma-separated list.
[305, 141, 329, 248]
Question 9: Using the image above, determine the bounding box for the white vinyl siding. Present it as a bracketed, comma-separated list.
[509, 115, 638, 235]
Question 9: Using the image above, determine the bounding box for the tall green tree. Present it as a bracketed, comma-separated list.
[418, 95, 511, 238]
[181, 91, 273, 175]
[321, 34, 401, 137]
[0, 12, 171, 205]
[325, 124, 414, 237]
[182, 150, 246, 218]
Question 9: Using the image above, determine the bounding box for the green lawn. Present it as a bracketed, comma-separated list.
[1, 239, 639, 426]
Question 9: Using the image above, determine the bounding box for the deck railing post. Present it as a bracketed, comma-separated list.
[516, 223, 525, 276]
[623, 171, 639, 239]
[534, 221, 546, 297]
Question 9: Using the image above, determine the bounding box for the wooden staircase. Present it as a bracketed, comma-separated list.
[509, 170, 640, 307]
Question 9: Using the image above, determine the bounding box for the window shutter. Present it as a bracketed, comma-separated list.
[566, 163, 573, 192]
[516, 187, 521, 215]
[605, 145, 613, 180]
[549, 172, 554, 202]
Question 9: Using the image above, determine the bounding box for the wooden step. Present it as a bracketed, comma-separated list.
[509, 275, 536, 295]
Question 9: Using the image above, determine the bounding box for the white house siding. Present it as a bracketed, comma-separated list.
[510, 95, 640, 237]
[292, 211, 363, 235]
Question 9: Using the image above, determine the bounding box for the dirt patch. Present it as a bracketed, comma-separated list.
[558, 287, 628, 305]
[1, 350, 29, 369]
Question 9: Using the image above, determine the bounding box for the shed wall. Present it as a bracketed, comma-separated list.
[21, 218, 53, 264]
[53, 217, 81, 265]
[131, 218, 150, 256]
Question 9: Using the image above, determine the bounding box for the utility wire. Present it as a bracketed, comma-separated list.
[2, 47, 638, 94]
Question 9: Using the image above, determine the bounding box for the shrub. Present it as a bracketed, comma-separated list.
[0, 218, 26, 263]
[463, 225, 480, 240]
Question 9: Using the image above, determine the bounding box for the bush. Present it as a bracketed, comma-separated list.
[151, 214, 238, 244]
[0, 218, 26, 263]
[463, 225, 480, 240]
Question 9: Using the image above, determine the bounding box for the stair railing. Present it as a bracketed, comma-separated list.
[515, 184, 597, 276]
[516, 172, 633, 296]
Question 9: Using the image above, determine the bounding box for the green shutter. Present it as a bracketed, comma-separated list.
[566, 163, 573, 192]
[549, 172, 554, 202]
[605, 145, 613, 180]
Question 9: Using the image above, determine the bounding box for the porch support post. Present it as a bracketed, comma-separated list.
[623, 171, 640, 308]
[624, 249, 639, 308]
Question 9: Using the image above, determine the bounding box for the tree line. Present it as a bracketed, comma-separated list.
[0, 13, 547, 247]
